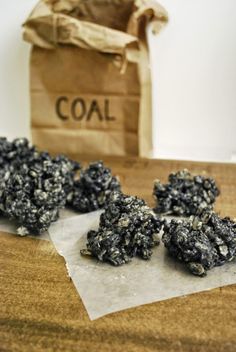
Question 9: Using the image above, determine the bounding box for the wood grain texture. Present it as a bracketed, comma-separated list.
[0, 157, 236, 352]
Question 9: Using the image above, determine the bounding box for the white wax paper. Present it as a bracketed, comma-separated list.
[48, 212, 236, 320]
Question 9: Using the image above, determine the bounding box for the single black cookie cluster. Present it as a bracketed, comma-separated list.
[81, 191, 163, 265]
[153, 169, 220, 216]
[0, 138, 80, 235]
[68, 161, 120, 212]
[162, 211, 236, 276]
[0, 137, 35, 179]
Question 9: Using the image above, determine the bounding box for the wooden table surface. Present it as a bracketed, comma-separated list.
[1, 157, 236, 352]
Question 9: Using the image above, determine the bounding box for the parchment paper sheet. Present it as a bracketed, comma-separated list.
[48, 212, 236, 320]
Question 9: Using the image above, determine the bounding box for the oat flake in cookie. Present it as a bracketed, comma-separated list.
[153, 169, 220, 216]
[68, 161, 120, 213]
[81, 191, 163, 266]
[162, 210, 236, 276]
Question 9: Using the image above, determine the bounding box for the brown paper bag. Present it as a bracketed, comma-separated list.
[23, 0, 168, 157]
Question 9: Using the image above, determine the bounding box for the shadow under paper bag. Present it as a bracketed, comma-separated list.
[48, 212, 236, 320]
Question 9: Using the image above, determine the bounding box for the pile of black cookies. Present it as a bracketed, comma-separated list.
[81, 191, 163, 266]
[1, 137, 235, 277]
[153, 169, 220, 216]
[153, 169, 236, 276]
[80, 163, 235, 276]
[0, 138, 120, 235]
[162, 211, 236, 276]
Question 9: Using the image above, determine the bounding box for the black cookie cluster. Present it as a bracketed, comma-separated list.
[162, 211, 236, 276]
[81, 191, 163, 265]
[0, 138, 80, 235]
[68, 161, 120, 213]
[0, 137, 35, 179]
[153, 169, 220, 216]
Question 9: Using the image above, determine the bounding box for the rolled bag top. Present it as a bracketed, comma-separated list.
[23, 0, 168, 62]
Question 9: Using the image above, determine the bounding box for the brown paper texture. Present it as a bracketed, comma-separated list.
[23, 0, 168, 157]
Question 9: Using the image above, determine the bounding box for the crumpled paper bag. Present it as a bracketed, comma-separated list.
[22, 0, 168, 157]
